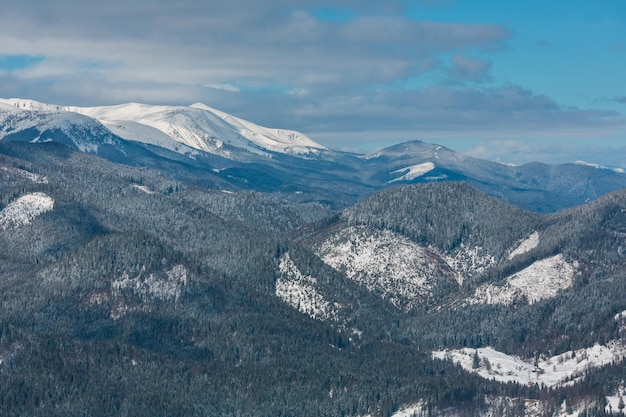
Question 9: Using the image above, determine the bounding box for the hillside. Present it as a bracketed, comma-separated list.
[2, 105, 626, 415]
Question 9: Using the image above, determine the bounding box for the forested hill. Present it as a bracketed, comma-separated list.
[2, 141, 626, 416]
[343, 182, 541, 255]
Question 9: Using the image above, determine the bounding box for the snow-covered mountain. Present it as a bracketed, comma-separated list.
[0, 98, 327, 159]
[3, 97, 626, 213]
[0, 100, 125, 153]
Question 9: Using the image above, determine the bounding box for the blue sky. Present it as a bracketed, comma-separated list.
[0, 0, 625, 166]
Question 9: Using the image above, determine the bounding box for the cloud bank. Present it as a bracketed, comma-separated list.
[0, 0, 625, 161]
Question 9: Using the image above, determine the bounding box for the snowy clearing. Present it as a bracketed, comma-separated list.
[131, 184, 156, 194]
[276, 253, 340, 321]
[389, 162, 435, 182]
[508, 232, 539, 260]
[432, 341, 626, 388]
[0, 192, 54, 230]
[109, 265, 189, 319]
[316, 226, 456, 310]
[441, 244, 496, 285]
[468, 254, 575, 305]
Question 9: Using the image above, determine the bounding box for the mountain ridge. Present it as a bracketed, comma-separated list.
[2, 97, 626, 215]
[2, 140, 626, 415]
[0, 98, 328, 159]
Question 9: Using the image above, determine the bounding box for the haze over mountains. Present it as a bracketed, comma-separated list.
[2, 97, 626, 416]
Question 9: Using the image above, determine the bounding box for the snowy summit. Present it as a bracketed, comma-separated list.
[0, 98, 327, 159]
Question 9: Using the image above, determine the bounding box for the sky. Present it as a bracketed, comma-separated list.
[0, 0, 625, 166]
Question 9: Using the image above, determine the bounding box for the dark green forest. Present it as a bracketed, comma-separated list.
[1, 142, 626, 416]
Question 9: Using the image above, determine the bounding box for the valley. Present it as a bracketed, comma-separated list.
[1, 99, 626, 416]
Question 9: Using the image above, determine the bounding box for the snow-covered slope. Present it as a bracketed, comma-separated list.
[468, 254, 576, 305]
[0, 99, 123, 153]
[275, 253, 340, 321]
[98, 119, 201, 156]
[0, 192, 54, 230]
[316, 226, 457, 310]
[70, 102, 263, 158]
[0, 165, 48, 184]
[440, 244, 496, 285]
[508, 231, 540, 260]
[0, 98, 327, 159]
[190, 103, 326, 155]
[389, 162, 435, 182]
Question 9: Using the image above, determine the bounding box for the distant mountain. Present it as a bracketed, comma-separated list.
[363, 140, 626, 212]
[1, 98, 328, 159]
[2, 97, 626, 214]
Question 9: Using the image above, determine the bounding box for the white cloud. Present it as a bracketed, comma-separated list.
[0, 0, 624, 158]
[447, 54, 492, 83]
[204, 83, 241, 92]
[464, 139, 626, 168]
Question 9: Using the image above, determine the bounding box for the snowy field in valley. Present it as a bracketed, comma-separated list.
[432, 341, 626, 388]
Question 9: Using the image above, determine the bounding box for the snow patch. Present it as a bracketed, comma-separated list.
[110, 265, 188, 319]
[432, 341, 626, 388]
[390, 403, 426, 417]
[441, 244, 496, 286]
[131, 184, 156, 194]
[0, 192, 54, 230]
[276, 253, 339, 321]
[389, 162, 435, 182]
[605, 385, 626, 414]
[469, 254, 575, 305]
[575, 160, 626, 174]
[508, 232, 539, 260]
[316, 226, 456, 310]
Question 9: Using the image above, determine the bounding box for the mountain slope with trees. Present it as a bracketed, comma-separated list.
[2, 132, 626, 414]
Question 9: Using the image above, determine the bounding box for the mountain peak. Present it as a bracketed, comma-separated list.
[0, 98, 66, 112]
[1, 98, 327, 159]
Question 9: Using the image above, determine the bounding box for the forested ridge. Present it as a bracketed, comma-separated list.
[2, 141, 626, 416]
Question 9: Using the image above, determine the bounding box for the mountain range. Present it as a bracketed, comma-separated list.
[1, 98, 626, 416]
[2, 97, 626, 212]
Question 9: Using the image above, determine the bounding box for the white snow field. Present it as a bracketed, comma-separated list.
[316, 226, 456, 310]
[389, 162, 435, 182]
[468, 254, 575, 305]
[432, 341, 626, 388]
[508, 231, 540, 260]
[0, 192, 54, 230]
[275, 253, 340, 321]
